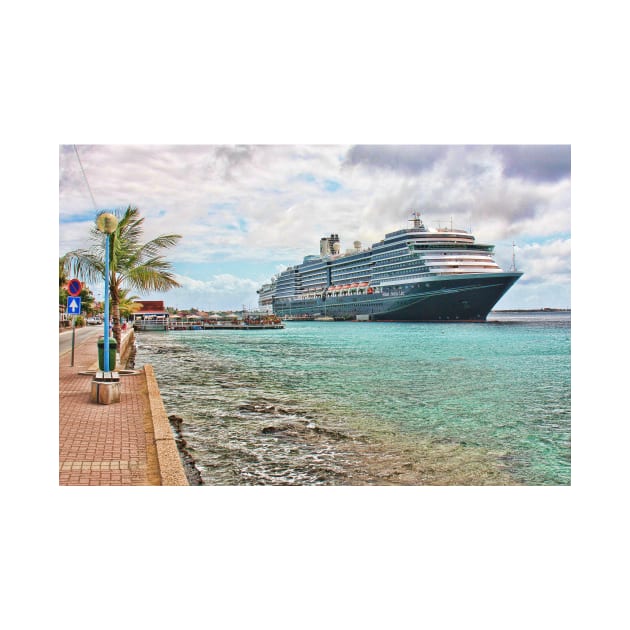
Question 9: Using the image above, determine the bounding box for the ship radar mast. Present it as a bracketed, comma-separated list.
[409, 211, 425, 229]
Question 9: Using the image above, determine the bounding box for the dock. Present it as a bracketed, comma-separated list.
[134, 317, 284, 331]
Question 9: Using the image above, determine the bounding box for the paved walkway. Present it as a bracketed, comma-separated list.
[59, 329, 183, 485]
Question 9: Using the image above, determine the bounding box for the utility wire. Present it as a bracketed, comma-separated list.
[73, 144, 99, 209]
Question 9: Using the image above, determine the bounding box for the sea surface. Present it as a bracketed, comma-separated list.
[134, 311, 571, 485]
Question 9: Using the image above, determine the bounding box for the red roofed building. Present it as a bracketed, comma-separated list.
[131, 300, 170, 330]
[134, 300, 167, 313]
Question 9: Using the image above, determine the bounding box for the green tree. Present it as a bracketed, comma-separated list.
[117, 288, 143, 320]
[59, 256, 96, 314]
[59, 257, 68, 290]
[63, 206, 181, 345]
[98, 288, 141, 320]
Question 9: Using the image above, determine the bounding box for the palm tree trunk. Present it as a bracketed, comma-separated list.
[110, 281, 122, 348]
[112, 303, 122, 348]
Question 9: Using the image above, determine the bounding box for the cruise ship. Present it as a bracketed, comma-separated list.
[257, 213, 522, 321]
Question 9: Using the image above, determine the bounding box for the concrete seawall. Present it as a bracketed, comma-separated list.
[143, 364, 189, 485]
[116, 328, 136, 369]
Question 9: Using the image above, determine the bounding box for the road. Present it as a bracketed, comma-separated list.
[59, 325, 103, 356]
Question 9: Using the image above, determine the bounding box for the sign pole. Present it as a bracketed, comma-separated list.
[71, 315, 75, 367]
[66, 281, 82, 369]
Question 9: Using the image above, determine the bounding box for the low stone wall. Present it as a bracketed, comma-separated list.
[118, 329, 136, 367]
[143, 364, 189, 486]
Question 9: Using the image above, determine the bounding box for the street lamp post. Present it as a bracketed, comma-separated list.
[96, 212, 118, 372]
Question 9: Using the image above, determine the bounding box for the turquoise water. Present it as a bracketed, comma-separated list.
[134, 312, 570, 485]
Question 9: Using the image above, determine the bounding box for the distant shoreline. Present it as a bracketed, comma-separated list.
[491, 308, 570, 313]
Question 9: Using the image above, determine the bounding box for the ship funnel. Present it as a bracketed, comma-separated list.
[320, 233, 340, 256]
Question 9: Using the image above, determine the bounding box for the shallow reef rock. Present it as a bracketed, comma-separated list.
[261, 421, 349, 441]
[168, 414, 203, 485]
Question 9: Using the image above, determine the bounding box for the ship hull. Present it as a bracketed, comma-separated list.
[273, 273, 522, 321]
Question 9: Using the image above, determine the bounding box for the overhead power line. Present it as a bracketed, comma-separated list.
[73, 144, 98, 209]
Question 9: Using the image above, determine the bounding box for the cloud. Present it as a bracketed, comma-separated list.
[344, 145, 448, 174]
[344, 144, 571, 182]
[59, 144, 571, 308]
[517, 238, 571, 286]
[494, 145, 571, 182]
[138, 273, 261, 311]
[182, 273, 260, 295]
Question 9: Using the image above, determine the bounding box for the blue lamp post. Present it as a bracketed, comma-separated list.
[96, 212, 118, 371]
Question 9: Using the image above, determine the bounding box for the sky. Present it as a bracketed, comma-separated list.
[59, 144, 570, 310]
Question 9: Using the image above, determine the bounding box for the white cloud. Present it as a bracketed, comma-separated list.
[138, 273, 261, 311]
[517, 239, 571, 287]
[59, 144, 571, 308]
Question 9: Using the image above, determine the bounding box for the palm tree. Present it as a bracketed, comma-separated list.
[59, 257, 68, 289]
[63, 206, 182, 345]
[117, 287, 143, 320]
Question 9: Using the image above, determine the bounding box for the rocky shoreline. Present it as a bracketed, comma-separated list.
[124, 341, 202, 485]
[168, 414, 204, 485]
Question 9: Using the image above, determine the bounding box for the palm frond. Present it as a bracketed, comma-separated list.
[125, 257, 181, 291]
[62, 249, 105, 286]
[137, 234, 182, 258]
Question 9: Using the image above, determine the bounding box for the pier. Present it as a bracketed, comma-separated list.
[134, 320, 285, 331]
[130, 300, 285, 331]
[133, 314, 284, 331]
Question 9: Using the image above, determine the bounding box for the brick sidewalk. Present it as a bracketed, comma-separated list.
[59, 331, 163, 485]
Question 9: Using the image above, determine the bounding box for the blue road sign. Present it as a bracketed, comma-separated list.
[67, 296, 82, 315]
